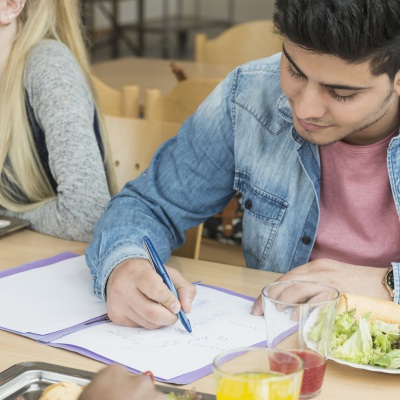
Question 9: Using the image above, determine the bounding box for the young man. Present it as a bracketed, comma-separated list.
[86, 0, 400, 329]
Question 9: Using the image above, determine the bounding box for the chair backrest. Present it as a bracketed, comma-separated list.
[92, 76, 140, 118]
[104, 115, 202, 259]
[104, 115, 179, 190]
[144, 78, 222, 124]
[195, 20, 283, 68]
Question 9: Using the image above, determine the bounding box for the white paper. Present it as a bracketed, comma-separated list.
[0, 256, 106, 334]
[52, 285, 266, 380]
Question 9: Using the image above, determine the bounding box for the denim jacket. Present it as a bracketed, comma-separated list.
[86, 53, 400, 304]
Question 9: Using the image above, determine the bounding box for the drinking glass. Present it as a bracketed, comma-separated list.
[262, 281, 339, 399]
[213, 347, 304, 400]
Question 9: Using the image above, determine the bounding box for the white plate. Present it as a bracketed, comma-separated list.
[329, 356, 400, 374]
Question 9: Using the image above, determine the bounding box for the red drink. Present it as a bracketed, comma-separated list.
[268, 351, 304, 375]
[292, 350, 327, 397]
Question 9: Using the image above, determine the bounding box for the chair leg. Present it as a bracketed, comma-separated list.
[221, 197, 240, 238]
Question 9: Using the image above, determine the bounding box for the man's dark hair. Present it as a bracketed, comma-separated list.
[273, 0, 400, 80]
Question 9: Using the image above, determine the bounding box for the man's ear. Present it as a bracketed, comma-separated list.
[394, 70, 400, 97]
[0, 0, 25, 26]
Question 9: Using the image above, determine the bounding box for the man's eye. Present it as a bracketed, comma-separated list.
[286, 64, 306, 79]
[330, 91, 356, 102]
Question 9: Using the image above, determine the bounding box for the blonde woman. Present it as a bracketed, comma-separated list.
[0, 0, 116, 242]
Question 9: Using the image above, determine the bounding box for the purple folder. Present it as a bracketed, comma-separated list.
[0, 254, 293, 385]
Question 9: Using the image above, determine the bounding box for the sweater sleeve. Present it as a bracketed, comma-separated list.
[1, 40, 111, 242]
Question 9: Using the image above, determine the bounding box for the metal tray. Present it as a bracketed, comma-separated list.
[0, 217, 29, 237]
[0, 362, 215, 399]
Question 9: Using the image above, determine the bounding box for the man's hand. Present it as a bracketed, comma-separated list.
[106, 258, 196, 329]
[79, 364, 165, 400]
[252, 258, 391, 316]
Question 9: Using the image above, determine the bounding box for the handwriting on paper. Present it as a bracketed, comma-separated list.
[52, 285, 266, 380]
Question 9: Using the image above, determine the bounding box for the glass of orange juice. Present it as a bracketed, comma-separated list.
[213, 347, 303, 400]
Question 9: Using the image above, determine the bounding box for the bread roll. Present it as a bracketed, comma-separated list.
[39, 382, 83, 400]
[337, 293, 400, 325]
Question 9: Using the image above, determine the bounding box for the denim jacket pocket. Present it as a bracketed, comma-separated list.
[239, 183, 288, 269]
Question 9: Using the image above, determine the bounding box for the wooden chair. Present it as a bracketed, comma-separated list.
[92, 76, 140, 118]
[143, 78, 222, 257]
[195, 20, 283, 68]
[144, 78, 222, 123]
[104, 115, 202, 259]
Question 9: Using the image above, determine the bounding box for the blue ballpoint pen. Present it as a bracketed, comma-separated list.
[143, 236, 192, 333]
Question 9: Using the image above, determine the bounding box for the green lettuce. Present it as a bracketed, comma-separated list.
[166, 390, 202, 399]
[330, 310, 400, 369]
[373, 349, 400, 369]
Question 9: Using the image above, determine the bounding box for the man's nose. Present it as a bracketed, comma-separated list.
[295, 83, 326, 120]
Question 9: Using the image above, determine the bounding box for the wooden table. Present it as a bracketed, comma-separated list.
[0, 230, 398, 399]
[92, 56, 232, 102]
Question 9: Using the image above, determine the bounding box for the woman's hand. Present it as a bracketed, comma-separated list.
[79, 365, 165, 400]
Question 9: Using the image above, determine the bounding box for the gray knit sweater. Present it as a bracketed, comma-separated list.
[0, 40, 111, 242]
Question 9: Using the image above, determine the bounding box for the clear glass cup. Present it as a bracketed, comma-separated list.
[213, 347, 304, 400]
[262, 281, 339, 399]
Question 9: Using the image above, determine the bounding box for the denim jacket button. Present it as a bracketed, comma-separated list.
[301, 235, 311, 245]
[244, 199, 253, 209]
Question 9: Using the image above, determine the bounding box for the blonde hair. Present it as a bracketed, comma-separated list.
[0, 0, 117, 212]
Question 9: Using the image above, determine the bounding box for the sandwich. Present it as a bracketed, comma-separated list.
[39, 382, 83, 400]
[38, 381, 202, 400]
[336, 293, 400, 325]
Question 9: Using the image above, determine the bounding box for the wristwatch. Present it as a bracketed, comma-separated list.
[383, 267, 395, 299]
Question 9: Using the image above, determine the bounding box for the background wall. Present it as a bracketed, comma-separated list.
[94, 0, 275, 27]
[89, 0, 276, 60]
[198, 0, 275, 22]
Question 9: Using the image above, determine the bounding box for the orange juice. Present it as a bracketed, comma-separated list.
[216, 371, 300, 400]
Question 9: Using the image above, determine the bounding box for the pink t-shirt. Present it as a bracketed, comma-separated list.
[310, 132, 400, 267]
